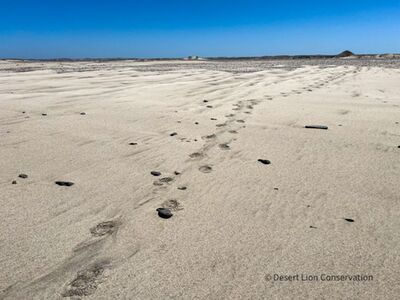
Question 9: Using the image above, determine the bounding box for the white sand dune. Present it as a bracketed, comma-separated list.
[1, 59, 399, 299]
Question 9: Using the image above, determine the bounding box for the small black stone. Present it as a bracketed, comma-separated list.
[151, 171, 161, 176]
[344, 218, 354, 223]
[174, 171, 181, 175]
[203, 100, 209, 103]
[309, 226, 317, 229]
[55, 181, 74, 186]
[12, 180, 17, 184]
[18, 174, 28, 179]
[42, 113, 47, 116]
[258, 159, 271, 165]
[156, 208, 173, 219]
[80, 112, 86, 115]
[22, 111, 26, 114]
[170, 132, 178, 136]
[194, 122, 199, 125]
[274, 187, 279, 190]
[397, 145, 400, 148]
[177, 186, 187, 190]
[206, 105, 213, 108]
[305, 125, 328, 130]
[129, 142, 138, 145]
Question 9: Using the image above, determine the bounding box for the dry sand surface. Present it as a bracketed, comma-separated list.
[1, 59, 400, 299]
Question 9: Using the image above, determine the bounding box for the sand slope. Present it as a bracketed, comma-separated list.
[0, 60, 400, 299]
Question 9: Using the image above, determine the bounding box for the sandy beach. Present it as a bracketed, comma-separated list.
[1, 59, 400, 299]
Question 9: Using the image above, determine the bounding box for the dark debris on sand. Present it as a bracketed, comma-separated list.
[55, 181, 74, 186]
[156, 208, 173, 219]
[305, 125, 328, 130]
[344, 218, 355, 223]
[258, 159, 271, 165]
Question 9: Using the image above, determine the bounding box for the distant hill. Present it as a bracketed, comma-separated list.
[336, 50, 355, 58]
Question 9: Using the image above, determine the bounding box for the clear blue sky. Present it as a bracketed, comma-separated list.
[1, 0, 399, 58]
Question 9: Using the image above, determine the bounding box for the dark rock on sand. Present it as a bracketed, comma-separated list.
[258, 159, 271, 165]
[18, 174, 28, 179]
[42, 113, 47, 116]
[80, 112, 86, 115]
[55, 181, 74, 186]
[177, 186, 187, 190]
[206, 105, 213, 108]
[344, 218, 354, 223]
[156, 208, 173, 219]
[12, 180, 17, 184]
[203, 100, 209, 103]
[170, 132, 178, 136]
[151, 171, 161, 176]
[174, 171, 181, 175]
[129, 142, 138, 145]
[305, 125, 328, 130]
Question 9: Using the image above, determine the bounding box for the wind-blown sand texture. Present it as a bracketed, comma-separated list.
[1, 59, 400, 299]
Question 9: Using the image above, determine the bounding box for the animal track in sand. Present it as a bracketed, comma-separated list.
[202, 134, 216, 140]
[219, 143, 230, 150]
[90, 221, 119, 237]
[159, 177, 174, 183]
[189, 152, 204, 159]
[161, 199, 183, 211]
[62, 260, 110, 297]
[199, 165, 213, 173]
[153, 176, 174, 186]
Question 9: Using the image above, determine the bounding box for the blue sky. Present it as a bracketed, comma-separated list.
[1, 0, 399, 58]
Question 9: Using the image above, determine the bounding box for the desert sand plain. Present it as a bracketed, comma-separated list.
[0, 58, 400, 299]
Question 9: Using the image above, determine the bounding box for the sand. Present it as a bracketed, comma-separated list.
[1, 59, 400, 299]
